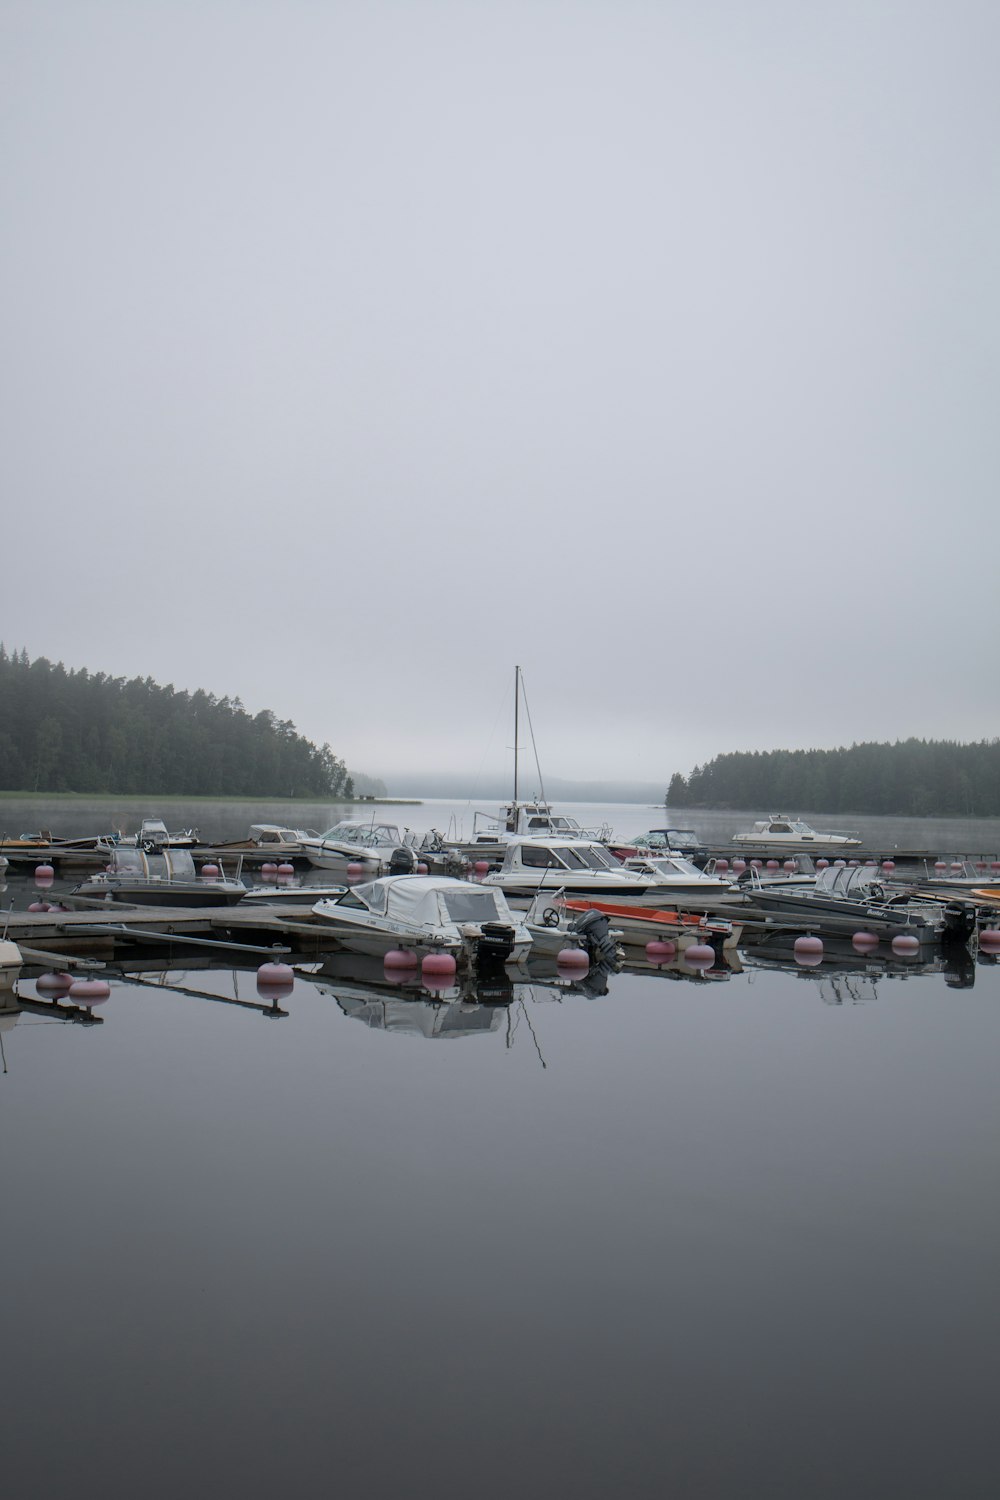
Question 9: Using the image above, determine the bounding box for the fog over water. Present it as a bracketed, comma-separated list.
[3, 1, 998, 784]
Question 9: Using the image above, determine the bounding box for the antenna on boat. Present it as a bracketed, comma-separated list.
[513, 664, 520, 805]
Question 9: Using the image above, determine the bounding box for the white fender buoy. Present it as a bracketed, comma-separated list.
[256, 961, 294, 997]
[556, 947, 589, 969]
[36, 972, 73, 995]
[794, 935, 823, 966]
[891, 933, 920, 955]
[646, 938, 677, 961]
[683, 943, 715, 968]
[384, 948, 419, 970]
[69, 978, 111, 1005]
[422, 951, 457, 978]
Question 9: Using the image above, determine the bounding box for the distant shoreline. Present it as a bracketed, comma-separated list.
[0, 791, 423, 806]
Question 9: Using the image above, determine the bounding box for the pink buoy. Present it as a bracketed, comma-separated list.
[882, 860, 895, 872]
[69, 978, 111, 1005]
[834, 859, 846, 868]
[200, 863, 220, 878]
[715, 858, 728, 872]
[816, 858, 829, 869]
[28, 900, 48, 912]
[683, 943, 715, 969]
[646, 939, 677, 961]
[346, 862, 364, 879]
[794, 935, 823, 967]
[783, 859, 796, 872]
[975, 861, 986, 874]
[766, 859, 779, 871]
[732, 859, 746, 874]
[979, 929, 1000, 950]
[256, 961, 294, 998]
[417, 862, 429, 875]
[891, 933, 920, 955]
[990, 861, 1000, 873]
[848, 859, 860, 867]
[422, 951, 457, 979]
[34, 863, 55, 879]
[934, 861, 947, 873]
[36, 971, 73, 995]
[556, 947, 589, 970]
[951, 862, 963, 875]
[261, 862, 279, 879]
[474, 860, 490, 875]
[384, 948, 419, 970]
[865, 859, 877, 867]
[751, 859, 762, 870]
[853, 931, 879, 950]
[277, 862, 295, 876]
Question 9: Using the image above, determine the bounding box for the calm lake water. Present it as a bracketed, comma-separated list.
[3, 797, 1000, 1497]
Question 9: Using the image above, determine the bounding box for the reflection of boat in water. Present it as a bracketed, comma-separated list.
[741, 932, 976, 989]
[732, 816, 862, 850]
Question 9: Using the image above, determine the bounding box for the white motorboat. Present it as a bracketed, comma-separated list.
[213, 824, 321, 856]
[312, 875, 532, 969]
[299, 820, 420, 873]
[73, 846, 247, 906]
[620, 853, 735, 897]
[480, 838, 665, 899]
[731, 816, 862, 850]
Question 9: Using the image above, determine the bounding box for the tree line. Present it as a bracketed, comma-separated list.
[666, 738, 1000, 818]
[0, 647, 354, 798]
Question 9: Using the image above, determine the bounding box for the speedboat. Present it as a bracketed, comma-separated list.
[745, 864, 976, 944]
[311, 875, 532, 969]
[73, 846, 247, 906]
[299, 820, 420, 873]
[211, 824, 321, 857]
[619, 853, 735, 897]
[523, 889, 623, 966]
[732, 816, 862, 850]
[554, 894, 741, 953]
[480, 838, 665, 899]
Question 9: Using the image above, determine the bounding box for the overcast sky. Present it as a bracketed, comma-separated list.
[2, 0, 997, 789]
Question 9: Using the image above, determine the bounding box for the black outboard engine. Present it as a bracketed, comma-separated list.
[475, 922, 516, 971]
[569, 909, 621, 968]
[387, 845, 418, 874]
[942, 900, 976, 947]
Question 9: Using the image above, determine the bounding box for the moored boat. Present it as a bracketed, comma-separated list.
[312, 875, 532, 969]
[732, 816, 862, 850]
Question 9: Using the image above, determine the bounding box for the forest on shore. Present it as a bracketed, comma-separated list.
[0, 648, 354, 798]
[666, 738, 1000, 817]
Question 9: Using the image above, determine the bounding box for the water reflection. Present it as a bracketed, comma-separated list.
[742, 931, 977, 988]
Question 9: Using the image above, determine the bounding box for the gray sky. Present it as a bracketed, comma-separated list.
[3, 0, 997, 789]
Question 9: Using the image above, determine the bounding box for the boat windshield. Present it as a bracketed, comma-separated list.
[441, 889, 505, 923]
[344, 881, 388, 912]
[557, 844, 616, 871]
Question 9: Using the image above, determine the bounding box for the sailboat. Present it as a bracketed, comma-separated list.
[458, 667, 612, 860]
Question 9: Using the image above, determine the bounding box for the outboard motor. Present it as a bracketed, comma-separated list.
[387, 845, 418, 875]
[569, 909, 621, 968]
[942, 900, 976, 947]
[475, 922, 516, 971]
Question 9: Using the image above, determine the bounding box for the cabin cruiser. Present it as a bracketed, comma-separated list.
[312, 875, 532, 969]
[212, 823, 321, 857]
[479, 838, 669, 899]
[73, 845, 247, 906]
[619, 853, 735, 897]
[745, 864, 976, 944]
[731, 816, 862, 850]
[464, 800, 613, 852]
[299, 820, 420, 874]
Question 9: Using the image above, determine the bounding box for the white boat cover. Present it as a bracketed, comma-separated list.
[348, 876, 514, 926]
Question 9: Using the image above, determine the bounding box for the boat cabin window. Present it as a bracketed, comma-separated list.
[571, 844, 617, 870]
[521, 846, 562, 868]
[442, 889, 504, 923]
[527, 817, 553, 831]
[335, 891, 368, 909]
[770, 823, 793, 833]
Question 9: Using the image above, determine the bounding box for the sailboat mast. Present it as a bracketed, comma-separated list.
[513, 664, 520, 804]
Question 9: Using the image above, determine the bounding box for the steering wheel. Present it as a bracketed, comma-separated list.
[541, 907, 561, 928]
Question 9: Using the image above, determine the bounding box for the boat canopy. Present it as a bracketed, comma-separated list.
[318, 821, 415, 847]
[108, 846, 197, 880]
[342, 876, 512, 925]
[815, 866, 882, 896]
